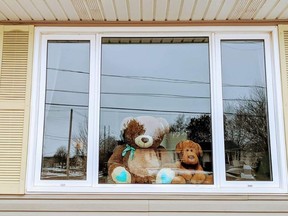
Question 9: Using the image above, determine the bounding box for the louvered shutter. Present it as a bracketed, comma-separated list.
[0, 25, 33, 194]
[279, 25, 288, 158]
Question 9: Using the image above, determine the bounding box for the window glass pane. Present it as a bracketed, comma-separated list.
[99, 37, 213, 184]
[221, 40, 272, 181]
[41, 41, 90, 180]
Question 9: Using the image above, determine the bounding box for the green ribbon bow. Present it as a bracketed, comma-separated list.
[122, 144, 136, 160]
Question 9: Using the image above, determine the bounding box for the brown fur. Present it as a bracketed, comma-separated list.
[108, 117, 171, 184]
[172, 140, 213, 184]
[123, 119, 145, 148]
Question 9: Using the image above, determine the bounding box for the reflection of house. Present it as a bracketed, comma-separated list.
[224, 141, 241, 166]
[42, 156, 56, 168]
[198, 142, 213, 172]
[224, 141, 258, 181]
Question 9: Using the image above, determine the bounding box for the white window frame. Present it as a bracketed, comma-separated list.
[26, 26, 287, 194]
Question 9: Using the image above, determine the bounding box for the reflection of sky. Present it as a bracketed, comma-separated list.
[42, 41, 90, 157]
[41, 39, 268, 157]
[222, 40, 266, 113]
[100, 42, 210, 139]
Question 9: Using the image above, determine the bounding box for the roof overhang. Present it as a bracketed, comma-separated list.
[0, 0, 287, 26]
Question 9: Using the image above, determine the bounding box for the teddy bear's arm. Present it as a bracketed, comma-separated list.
[108, 145, 125, 164]
[108, 145, 126, 174]
[108, 145, 132, 184]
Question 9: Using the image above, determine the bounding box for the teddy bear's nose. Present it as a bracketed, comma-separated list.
[141, 137, 149, 143]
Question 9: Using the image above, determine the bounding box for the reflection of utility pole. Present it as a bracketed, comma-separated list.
[104, 126, 106, 155]
[108, 126, 110, 153]
[66, 109, 73, 179]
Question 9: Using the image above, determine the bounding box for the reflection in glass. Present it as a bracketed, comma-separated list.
[41, 41, 90, 180]
[221, 40, 272, 181]
[99, 37, 213, 184]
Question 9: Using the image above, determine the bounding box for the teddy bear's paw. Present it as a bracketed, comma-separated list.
[171, 176, 186, 184]
[156, 168, 175, 184]
[111, 167, 131, 184]
[191, 172, 206, 184]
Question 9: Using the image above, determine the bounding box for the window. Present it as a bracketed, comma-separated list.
[221, 40, 272, 181]
[99, 37, 212, 185]
[41, 41, 90, 181]
[27, 27, 287, 193]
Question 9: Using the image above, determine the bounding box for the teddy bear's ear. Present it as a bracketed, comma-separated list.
[196, 143, 203, 157]
[120, 117, 134, 139]
[175, 141, 184, 153]
[120, 117, 134, 130]
[157, 117, 170, 134]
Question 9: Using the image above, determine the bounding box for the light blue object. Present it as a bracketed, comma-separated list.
[115, 170, 128, 183]
[161, 173, 173, 184]
[122, 144, 136, 159]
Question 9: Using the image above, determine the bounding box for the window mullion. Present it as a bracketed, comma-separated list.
[87, 34, 98, 186]
[210, 33, 227, 188]
[91, 33, 102, 187]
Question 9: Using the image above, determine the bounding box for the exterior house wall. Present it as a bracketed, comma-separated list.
[2, 195, 288, 215]
[0, 24, 288, 215]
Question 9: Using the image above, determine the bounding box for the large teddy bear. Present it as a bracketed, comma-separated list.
[108, 116, 175, 184]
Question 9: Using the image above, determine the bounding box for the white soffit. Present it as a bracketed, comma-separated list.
[0, 0, 287, 23]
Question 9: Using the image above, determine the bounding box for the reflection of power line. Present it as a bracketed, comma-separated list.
[45, 134, 71, 142]
[47, 67, 89, 75]
[73, 110, 88, 118]
[224, 112, 266, 118]
[102, 74, 209, 85]
[45, 134, 69, 139]
[46, 103, 88, 108]
[102, 92, 210, 99]
[44, 117, 69, 121]
[45, 109, 69, 112]
[223, 98, 265, 102]
[45, 108, 88, 113]
[223, 84, 265, 88]
[45, 137, 68, 141]
[101, 106, 210, 115]
[47, 89, 88, 94]
[45, 68, 266, 90]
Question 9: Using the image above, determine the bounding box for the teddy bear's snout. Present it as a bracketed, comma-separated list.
[141, 137, 149, 143]
[188, 155, 195, 160]
[135, 135, 153, 148]
[184, 152, 199, 164]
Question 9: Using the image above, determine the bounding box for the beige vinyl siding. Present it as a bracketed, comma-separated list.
[1, 194, 288, 215]
[0, 25, 33, 194]
[279, 25, 288, 160]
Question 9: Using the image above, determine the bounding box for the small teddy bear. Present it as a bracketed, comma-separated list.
[108, 116, 175, 184]
[172, 140, 213, 184]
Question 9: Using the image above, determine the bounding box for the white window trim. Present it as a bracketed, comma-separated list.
[26, 26, 287, 194]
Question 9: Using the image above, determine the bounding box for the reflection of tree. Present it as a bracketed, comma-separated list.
[171, 88, 268, 153]
[54, 146, 67, 168]
[187, 115, 211, 143]
[224, 88, 270, 179]
[99, 127, 118, 175]
[72, 119, 118, 176]
[170, 114, 187, 133]
[170, 114, 212, 143]
[73, 118, 88, 175]
[225, 88, 268, 153]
